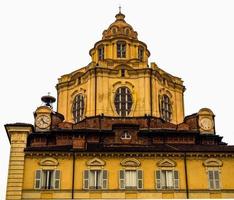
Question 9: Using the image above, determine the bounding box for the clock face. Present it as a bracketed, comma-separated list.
[35, 115, 51, 129]
[200, 118, 213, 131]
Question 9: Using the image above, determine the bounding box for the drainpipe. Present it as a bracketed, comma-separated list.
[149, 68, 153, 116]
[94, 67, 97, 116]
[72, 151, 76, 199]
[184, 152, 189, 199]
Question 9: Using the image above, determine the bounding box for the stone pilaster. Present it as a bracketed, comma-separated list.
[5, 124, 32, 200]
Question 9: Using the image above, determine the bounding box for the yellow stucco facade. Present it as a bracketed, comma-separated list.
[56, 11, 185, 124]
[4, 10, 234, 200]
[19, 153, 234, 199]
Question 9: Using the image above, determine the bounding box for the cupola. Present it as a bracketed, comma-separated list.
[102, 11, 138, 40]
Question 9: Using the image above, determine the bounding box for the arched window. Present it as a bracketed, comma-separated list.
[98, 45, 104, 60]
[114, 87, 132, 117]
[138, 46, 144, 61]
[160, 95, 172, 122]
[72, 94, 84, 123]
[117, 41, 126, 58]
[112, 28, 117, 34]
[125, 28, 129, 35]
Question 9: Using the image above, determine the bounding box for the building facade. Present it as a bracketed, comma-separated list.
[5, 11, 234, 199]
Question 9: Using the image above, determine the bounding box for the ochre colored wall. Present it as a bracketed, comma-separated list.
[22, 154, 234, 199]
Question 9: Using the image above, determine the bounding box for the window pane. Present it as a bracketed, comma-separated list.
[174, 170, 178, 179]
[103, 180, 107, 189]
[126, 170, 136, 187]
[103, 170, 107, 179]
[214, 171, 219, 179]
[84, 170, 89, 179]
[89, 171, 95, 187]
[35, 180, 40, 189]
[55, 170, 60, 179]
[138, 170, 143, 179]
[156, 171, 160, 179]
[36, 170, 41, 179]
[215, 180, 220, 188]
[166, 171, 173, 188]
[160, 95, 171, 122]
[138, 180, 143, 189]
[73, 94, 84, 123]
[208, 171, 214, 179]
[210, 180, 214, 189]
[114, 87, 132, 116]
[55, 180, 59, 189]
[89, 170, 102, 189]
[120, 170, 124, 179]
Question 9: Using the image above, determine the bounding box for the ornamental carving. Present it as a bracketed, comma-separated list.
[203, 158, 223, 167]
[39, 157, 59, 166]
[157, 158, 176, 167]
[86, 157, 106, 166]
[120, 158, 141, 167]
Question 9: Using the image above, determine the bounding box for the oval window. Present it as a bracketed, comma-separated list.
[114, 87, 132, 116]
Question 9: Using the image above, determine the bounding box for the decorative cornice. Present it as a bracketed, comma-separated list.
[24, 151, 234, 158]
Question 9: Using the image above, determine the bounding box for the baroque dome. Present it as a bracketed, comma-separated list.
[102, 11, 138, 40]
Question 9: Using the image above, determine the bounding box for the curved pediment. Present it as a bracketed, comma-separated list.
[157, 158, 176, 167]
[203, 158, 223, 167]
[120, 158, 141, 167]
[86, 158, 106, 166]
[39, 157, 59, 166]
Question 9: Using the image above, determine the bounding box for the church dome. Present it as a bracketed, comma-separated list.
[102, 11, 138, 40]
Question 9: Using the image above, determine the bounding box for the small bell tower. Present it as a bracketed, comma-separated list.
[34, 93, 56, 132]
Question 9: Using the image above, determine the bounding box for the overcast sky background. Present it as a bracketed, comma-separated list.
[1, 0, 234, 198]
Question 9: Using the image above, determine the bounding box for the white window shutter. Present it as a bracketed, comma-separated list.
[155, 170, 161, 189]
[119, 170, 125, 189]
[214, 170, 220, 189]
[137, 170, 143, 189]
[173, 170, 179, 189]
[83, 170, 89, 189]
[102, 170, 108, 189]
[54, 170, 61, 189]
[34, 170, 42, 189]
[208, 170, 214, 189]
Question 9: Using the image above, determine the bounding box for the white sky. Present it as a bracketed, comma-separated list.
[1, 0, 234, 198]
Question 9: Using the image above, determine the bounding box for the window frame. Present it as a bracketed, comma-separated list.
[119, 169, 143, 190]
[114, 87, 133, 117]
[208, 169, 221, 190]
[34, 169, 61, 190]
[72, 94, 85, 123]
[155, 169, 179, 190]
[121, 131, 131, 140]
[83, 169, 108, 190]
[138, 46, 144, 61]
[98, 45, 104, 60]
[117, 41, 126, 58]
[160, 94, 172, 122]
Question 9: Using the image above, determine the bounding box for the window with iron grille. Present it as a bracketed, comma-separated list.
[117, 41, 126, 58]
[114, 87, 132, 117]
[72, 94, 84, 123]
[98, 46, 104, 60]
[160, 95, 172, 122]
